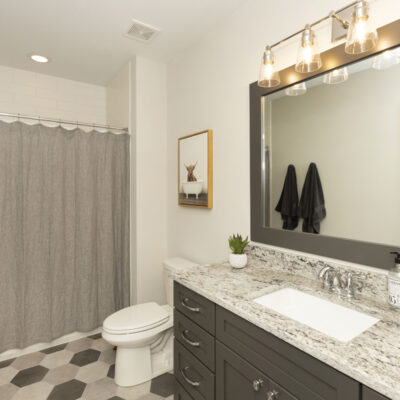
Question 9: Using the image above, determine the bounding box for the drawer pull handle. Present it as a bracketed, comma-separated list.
[181, 298, 200, 313]
[180, 366, 200, 387]
[181, 329, 201, 347]
[267, 389, 279, 400]
[252, 378, 264, 391]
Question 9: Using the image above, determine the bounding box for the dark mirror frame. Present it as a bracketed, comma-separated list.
[250, 19, 400, 270]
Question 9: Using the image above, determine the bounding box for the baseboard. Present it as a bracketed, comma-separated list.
[0, 327, 102, 362]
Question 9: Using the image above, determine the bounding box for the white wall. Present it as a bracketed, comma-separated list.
[166, 0, 400, 265]
[0, 65, 106, 127]
[133, 56, 168, 305]
[106, 64, 130, 128]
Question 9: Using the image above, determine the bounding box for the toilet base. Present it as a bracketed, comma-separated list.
[115, 346, 152, 387]
[114, 331, 173, 387]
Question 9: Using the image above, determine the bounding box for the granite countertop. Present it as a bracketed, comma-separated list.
[166, 261, 400, 400]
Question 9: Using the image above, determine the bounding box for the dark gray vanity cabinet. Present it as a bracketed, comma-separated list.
[216, 306, 359, 400]
[174, 282, 216, 400]
[363, 386, 390, 400]
[173, 282, 390, 400]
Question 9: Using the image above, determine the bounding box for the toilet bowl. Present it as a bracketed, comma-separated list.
[102, 257, 198, 387]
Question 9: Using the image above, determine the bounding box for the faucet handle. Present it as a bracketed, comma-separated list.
[345, 272, 366, 298]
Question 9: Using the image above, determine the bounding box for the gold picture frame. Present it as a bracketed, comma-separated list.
[178, 129, 213, 208]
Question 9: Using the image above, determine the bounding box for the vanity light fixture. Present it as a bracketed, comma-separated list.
[258, 46, 281, 88]
[323, 67, 349, 84]
[257, 0, 378, 88]
[295, 25, 322, 73]
[285, 82, 307, 96]
[371, 50, 400, 70]
[344, 0, 378, 54]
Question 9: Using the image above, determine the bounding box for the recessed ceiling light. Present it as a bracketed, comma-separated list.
[29, 54, 50, 63]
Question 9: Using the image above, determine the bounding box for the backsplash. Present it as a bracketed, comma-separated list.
[247, 242, 388, 305]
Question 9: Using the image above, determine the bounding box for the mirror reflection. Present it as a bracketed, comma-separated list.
[262, 47, 400, 246]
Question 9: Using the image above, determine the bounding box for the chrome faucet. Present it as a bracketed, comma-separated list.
[318, 266, 366, 299]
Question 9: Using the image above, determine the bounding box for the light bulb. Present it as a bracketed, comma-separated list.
[372, 50, 400, 70]
[258, 46, 281, 88]
[295, 25, 322, 73]
[323, 67, 349, 84]
[345, 1, 378, 54]
[285, 82, 307, 96]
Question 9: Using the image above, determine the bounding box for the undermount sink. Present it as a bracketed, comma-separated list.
[254, 288, 379, 342]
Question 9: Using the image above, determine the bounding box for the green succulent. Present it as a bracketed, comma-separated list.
[228, 234, 249, 255]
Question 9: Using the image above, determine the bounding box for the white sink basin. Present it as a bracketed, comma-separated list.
[254, 288, 379, 342]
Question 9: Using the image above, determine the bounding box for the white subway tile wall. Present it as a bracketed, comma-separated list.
[0, 66, 106, 129]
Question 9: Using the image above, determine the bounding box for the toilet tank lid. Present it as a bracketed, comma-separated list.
[103, 302, 169, 333]
[163, 257, 199, 270]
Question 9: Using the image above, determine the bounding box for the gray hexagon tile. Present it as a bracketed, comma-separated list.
[0, 358, 15, 369]
[44, 363, 79, 385]
[150, 373, 176, 398]
[70, 349, 100, 367]
[66, 337, 93, 353]
[0, 382, 18, 400]
[12, 381, 53, 400]
[11, 365, 49, 387]
[41, 349, 74, 369]
[75, 361, 109, 383]
[0, 334, 176, 400]
[11, 352, 45, 370]
[99, 348, 116, 364]
[48, 379, 86, 400]
[41, 343, 68, 354]
[0, 365, 18, 384]
[91, 338, 113, 352]
[83, 376, 117, 400]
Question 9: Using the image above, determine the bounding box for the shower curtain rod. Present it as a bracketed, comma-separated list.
[0, 112, 128, 132]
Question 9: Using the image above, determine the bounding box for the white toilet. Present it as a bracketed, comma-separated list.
[102, 257, 198, 387]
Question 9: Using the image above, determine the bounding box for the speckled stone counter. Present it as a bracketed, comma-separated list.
[166, 259, 400, 399]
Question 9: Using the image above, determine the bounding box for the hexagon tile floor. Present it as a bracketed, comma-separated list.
[0, 334, 176, 400]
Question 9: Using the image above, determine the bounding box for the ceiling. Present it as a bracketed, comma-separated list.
[0, 0, 245, 85]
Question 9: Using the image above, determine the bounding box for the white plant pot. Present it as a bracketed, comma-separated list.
[229, 253, 247, 269]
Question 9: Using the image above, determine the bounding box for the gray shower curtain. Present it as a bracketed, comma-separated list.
[0, 121, 130, 353]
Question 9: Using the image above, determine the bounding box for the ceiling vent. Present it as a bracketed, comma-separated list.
[124, 19, 160, 43]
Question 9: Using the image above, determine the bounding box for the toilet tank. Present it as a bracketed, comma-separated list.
[163, 258, 199, 307]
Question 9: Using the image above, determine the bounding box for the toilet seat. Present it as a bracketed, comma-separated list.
[103, 302, 169, 335]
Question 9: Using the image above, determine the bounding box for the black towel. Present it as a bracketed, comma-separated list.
[275, 165, 299, 230]
[298, 163, 326, 234]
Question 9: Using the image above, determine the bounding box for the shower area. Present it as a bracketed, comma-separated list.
[0, 81, 131, 358]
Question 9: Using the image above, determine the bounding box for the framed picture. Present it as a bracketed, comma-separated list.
[178, 129, 213, 208]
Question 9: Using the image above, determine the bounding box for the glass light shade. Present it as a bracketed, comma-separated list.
[285, 82, 307, 96]
[345, 1, 378, 54]
[295, 26, 322, 73]
[258, 46, 280, 88]
[323, 67, 349, 84]
[372, 50, 400, 70]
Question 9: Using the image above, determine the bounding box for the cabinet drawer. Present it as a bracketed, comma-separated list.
[174, 282, 215, 335]
[216, 341, 297, 400]
[176, 382, 195, 400]
[216, 305, 359, 400]
[174, 339, 215, 400]
[362, 386, 390, 400]
[175, 309, 215, 372]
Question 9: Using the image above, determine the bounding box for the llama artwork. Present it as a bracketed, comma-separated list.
[178, 130, 213, 208]
[185, 162, 197, 182]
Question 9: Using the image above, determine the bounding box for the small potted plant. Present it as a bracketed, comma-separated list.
[228, 234, 249, 269]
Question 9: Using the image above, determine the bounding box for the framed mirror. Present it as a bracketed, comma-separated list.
[250, 20, 400, 269]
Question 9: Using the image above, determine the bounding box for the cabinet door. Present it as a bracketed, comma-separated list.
[216, 341, 296, 400]
[363, 386, 390, 400]
[216, 305, 359, 400]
